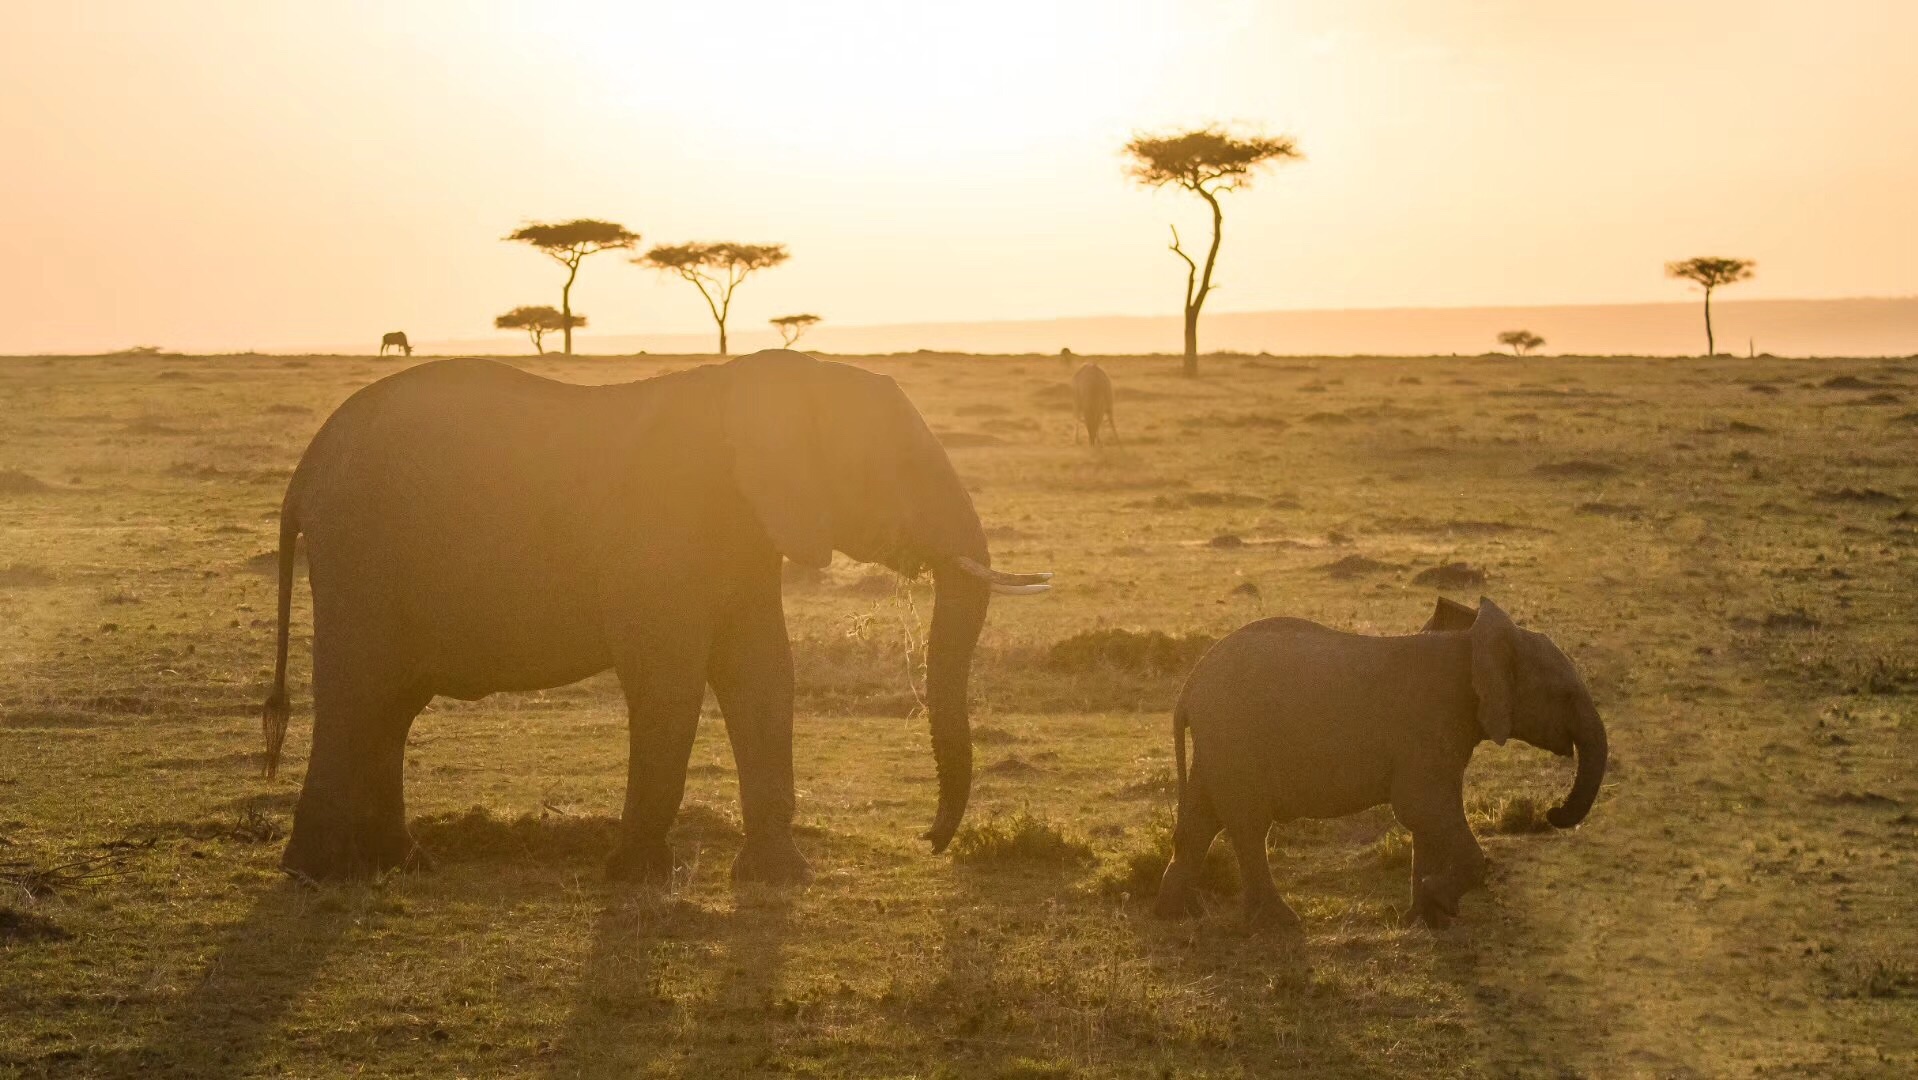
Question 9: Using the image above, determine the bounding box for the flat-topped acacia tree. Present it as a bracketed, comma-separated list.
[639, 242, 789, 355]
[770, 313, 821, 348]
[1665, 256, 1755, 357]
[503, 219, 639, 355]
[1497, 329, 1545, 356]
[1124, 126, 1302, 376]
[494, 305, 583, 355]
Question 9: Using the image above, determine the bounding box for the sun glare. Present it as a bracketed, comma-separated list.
[578, 1, 1177, 163]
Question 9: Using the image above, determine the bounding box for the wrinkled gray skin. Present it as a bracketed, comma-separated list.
[1070, 362, 1117, 446]
[1156, 597, 1607, 930]
[262, 350, 1044, 883]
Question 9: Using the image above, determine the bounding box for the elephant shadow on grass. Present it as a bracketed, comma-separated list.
[545, 814, 918, 1076]
[103, 803, 771, 1078]
[896, 812, 1553, 1076]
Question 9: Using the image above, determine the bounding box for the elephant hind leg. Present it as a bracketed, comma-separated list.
[1154, 773, 1222, 919]
[1223, 810, 1299, 932]
[1204, 773, 1296, 931]
[282, 668, 431, 882]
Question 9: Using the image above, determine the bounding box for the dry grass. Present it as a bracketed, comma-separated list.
[1, 350, 1914, 1076]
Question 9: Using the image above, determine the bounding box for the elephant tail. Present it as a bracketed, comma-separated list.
[261, 500, 299, 778]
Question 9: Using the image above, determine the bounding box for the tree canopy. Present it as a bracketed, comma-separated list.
[1665, 256, 1755, 291]
[493, 305, 583, 355]
[1123, 127, 1302, 196]
[770, 313, 822, 348]
[504, 220, 640, 264]
[639, 242, 791, 354]
[1497, 329, 1545, 356]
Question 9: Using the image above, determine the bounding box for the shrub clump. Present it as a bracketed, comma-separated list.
[1045, 628, 1216, 677]
[1095, 821, 1237, 899]
[1470, 794, 1555, 835]
[1412, 562, 1487, 589]
[950, 810, 1095, 868]
[0, 470, 53, 495]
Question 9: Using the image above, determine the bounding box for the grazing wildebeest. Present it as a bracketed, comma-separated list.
[1071, 362, 1117, 446]
[380, 331, 413, 357]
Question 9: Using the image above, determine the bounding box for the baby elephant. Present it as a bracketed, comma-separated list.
[1155, 597, 1607, 930]
[1071, 362, 1117, 446]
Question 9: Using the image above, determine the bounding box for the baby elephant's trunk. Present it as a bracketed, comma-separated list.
[1547, 704, 1607, 828]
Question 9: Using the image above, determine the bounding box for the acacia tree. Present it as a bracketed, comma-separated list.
[1665, 256, 1755, 356]
[494, 305, 583, 355]
[770, 313, 821, 348]
[1497, 329, 1545, 356]
[639, 243, 789, 355]
[1124, 126, 1302, 376]
[503, 219, 639, 354]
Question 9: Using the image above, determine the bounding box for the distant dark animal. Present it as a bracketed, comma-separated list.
[260, 349, 1052, 883]
[379, 331, 412, 357]
[1071, 362, 1117, 446]
[1156, 597, 1607, 930]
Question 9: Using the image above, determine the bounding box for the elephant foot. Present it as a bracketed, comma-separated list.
[281, 819, 412, 883]
[1405, 878, 1462, 929]
[605, 838, 676, 885]
[1152, 875, 1205, 920]
[1152, 888, 1188, 920]
[731, 837, 813, 886]
[1241, 894, 1303, 934]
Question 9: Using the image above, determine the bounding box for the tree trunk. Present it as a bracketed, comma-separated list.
[1182, 307, 1200, 377]
[1702, 286, 1715, 357]
[718, 320, 728, 356]
[1184, 188, 1227, 378]
[561, 260, 580, 356]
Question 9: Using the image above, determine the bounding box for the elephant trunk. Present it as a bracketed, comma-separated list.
[1546, 702, 1607, 828]
[922, 562, 989, 852]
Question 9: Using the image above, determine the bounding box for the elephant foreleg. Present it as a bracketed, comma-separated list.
[708, 590, 811, 885]
[607, 632, 713, 884]
[1394, 775, 1486, 928]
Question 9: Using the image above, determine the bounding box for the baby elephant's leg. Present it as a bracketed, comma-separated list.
[1395, 776, 1485, 928]
[1211, 781, 1298, 931]
[1154, 779, 1221, 919]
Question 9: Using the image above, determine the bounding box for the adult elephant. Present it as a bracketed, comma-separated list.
[260, 350, 1051, 883]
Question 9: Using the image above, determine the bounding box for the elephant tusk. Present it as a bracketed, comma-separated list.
[951, 556, 1053, 593]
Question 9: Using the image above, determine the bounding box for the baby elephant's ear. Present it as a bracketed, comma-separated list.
[1421, 596, 1478, 633]
[1469, 597, 1518, 745]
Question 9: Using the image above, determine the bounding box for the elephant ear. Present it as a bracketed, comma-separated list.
[1421, 596, 1478, 633]
[1469, 597, 1518, 745]
[725, 351, 834, 568]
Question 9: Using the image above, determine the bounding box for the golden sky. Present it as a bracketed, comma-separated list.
[2, 1, 1913, 353]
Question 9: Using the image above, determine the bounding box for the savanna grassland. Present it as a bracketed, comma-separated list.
[2, 349, 1915, 1078]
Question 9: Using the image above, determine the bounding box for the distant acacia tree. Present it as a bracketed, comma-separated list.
[1665, 256, 1755, 356]
[1497, 329, 1545, 356]
[503, 219, 639, 354]
[639, 242, 789, 355]
[770, 313, 821, 348]
[494, 305, 583, 355]
[1124, 126, 1302, 376]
